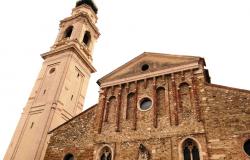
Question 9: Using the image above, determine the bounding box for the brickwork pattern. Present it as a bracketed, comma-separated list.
[44, 62, 250, 160]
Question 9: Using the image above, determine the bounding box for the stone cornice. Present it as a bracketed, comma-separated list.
[60, 12, 100, 36]
[98, 52, 203, 83]
[72, 4, 98, 21]
[51, 38, 92, 61]
[100, 62, 200, 88]
[41, 40, 96, 73]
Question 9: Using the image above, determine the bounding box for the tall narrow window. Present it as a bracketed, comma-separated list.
[105, 96, 116, 123]
[83, 31, 91, 46]
[64, 153, 74, 160]
[127, 93, 135, 120]
[179, 83, 192, 121]
[64, 26, 73, 38]
[100, 146, 112, 160]
[156, 87, 166, 117]
[183, 138, 200, 160]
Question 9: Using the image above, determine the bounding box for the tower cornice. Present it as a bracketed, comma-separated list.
[41, 40, 96, 73]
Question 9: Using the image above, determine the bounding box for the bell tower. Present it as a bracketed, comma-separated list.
[4, 1, 99, 160]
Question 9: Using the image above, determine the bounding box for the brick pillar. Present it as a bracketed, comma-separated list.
[132, 81, 138, 130]
[166, 75, 172, 126]
[153, 77, 158, 128]
[98, 88, 107, 134]
[191, 71, 201, 122]
[116, 86, 122, 132]
[171, 74, 179, 126]
[125, 83, 129, 120]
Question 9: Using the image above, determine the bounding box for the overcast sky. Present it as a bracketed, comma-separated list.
[0, 0, 250, 158]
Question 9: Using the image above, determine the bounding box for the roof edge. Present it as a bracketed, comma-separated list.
[97, 52, 204, 86]
[205, 83, 250, 94]
[48, 104, 98, 134]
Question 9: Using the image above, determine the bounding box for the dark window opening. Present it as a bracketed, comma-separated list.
[71, 95, 74, 101]
[100, 146, 112, 160]
[64, 153, 74, 160]
[244, 139, 250, 156]
[30, 122, 34, 129]
[43, 90, 46, 95]
[83, 31, 91, 46]
[49, 68, 56, 74]
[141, 64, 149, 71]
[64, 26, 73, 38]
[184, 146, 191, 160]
[183, 138, 200, 160]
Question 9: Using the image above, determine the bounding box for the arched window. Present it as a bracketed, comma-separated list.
[127, 93, 135, 120]
[104, 96, 116, 123]
[63, 153, 74, 160]
[183, 138, 200, 160]
[83, 31, 91, 46]
[63, 26, 73, 38]
[244, 139, 250, 156]
[156, 87, 166, 117]
[179, 83, 192, 121]
[100, 146, 112, 160]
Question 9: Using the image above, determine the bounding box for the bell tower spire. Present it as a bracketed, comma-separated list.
[4, 1, 99, 160]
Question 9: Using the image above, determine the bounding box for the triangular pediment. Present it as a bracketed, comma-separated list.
[98, 52, 204, 85]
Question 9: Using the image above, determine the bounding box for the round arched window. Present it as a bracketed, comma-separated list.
[141, 64, 149, 71]
[182, 138, 200, 160]
[244, 139, 250, 156]
[83, 31, 91, 46]
[139, 97, 152, 111]
[63, 26, 73, 38]
[64, 153, 74, 160]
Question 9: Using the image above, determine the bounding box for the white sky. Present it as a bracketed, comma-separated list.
[0, 0, 250, 159]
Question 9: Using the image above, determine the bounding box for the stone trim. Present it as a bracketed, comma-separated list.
[171, 74, 179, 126]
[137, 96, 154, 112]
[178, 136, 203, 160]
[100, 63, 199, 88]
[133, 81, 138, 130]
[115, 86, 122, 132]
[206, 83, 250, 94]
[152, 77, 158, 128]
[95, 144, 115, 160]
[192, 71, 201, 122]
[98, 88, 107, 134]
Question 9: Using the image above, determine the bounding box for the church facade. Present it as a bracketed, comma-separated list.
[44, 49, 250, 160]
[5, 1, 250, 160]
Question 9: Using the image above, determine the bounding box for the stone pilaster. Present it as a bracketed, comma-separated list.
[98, 88, 107, 134]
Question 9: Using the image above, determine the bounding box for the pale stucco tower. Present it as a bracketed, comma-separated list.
[4, 1, 99, 160]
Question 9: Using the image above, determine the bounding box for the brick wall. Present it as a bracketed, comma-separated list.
[44, 69, 250, 160]
[203, 84, 250, 160]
